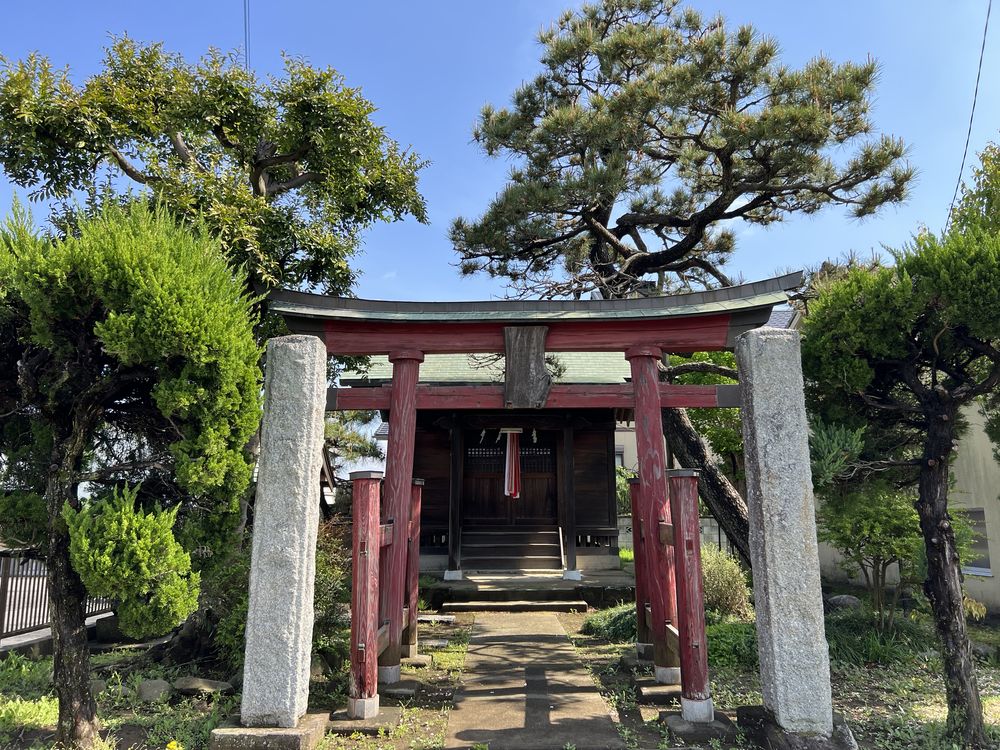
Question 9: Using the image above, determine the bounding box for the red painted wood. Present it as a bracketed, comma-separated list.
[403, 480, 423, 653]
[379, 351, 423, 673]
[350, 473, 382, 701]
[629, 478, 651, 648]
[332, 383, 728, 411]
[324, 314, 732, 355]
[626, 347, 679, 675]
[669, 472, 711, 701]
[379, 522, 394, 548]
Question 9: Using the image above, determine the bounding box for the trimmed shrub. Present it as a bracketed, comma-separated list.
[581, 603, 635, 642]
[701, 545, 753, 620]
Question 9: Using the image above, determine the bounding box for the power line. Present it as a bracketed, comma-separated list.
[243, 0, 251, 72]
[946, 0, 992, 231]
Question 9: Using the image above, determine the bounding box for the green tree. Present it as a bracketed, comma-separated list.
[801, 153, 1000, 745]
[450, 0, 911, 561]
[0, 37, 426, 298]
[0, 205, 261, 748]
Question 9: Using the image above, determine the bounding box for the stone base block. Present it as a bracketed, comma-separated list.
[737, 706, 858, 750]
[663, 709, 737, 745]
[680, 696, 715, 723]
[562, 569, 583, 581]
[347, 696, 379, 720]
[418, 614, 456, 624]
[443, 569, 463, 581]
[209, 713, 327, 750]
[655, 665, 681, 685]
[636, 642, 654, 661]
[421, 638, 450, 649]
[328, 706, 403, 736]
[636, 679, 681, 706]
[378, 664, 401, 684]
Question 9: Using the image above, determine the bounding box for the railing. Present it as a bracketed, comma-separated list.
[0, 550, 114, 641]
[575, 528, 619, 550]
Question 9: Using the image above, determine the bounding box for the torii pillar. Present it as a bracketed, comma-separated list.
[626, 345, 680, 684]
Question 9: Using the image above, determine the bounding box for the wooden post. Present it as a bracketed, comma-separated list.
[669, 470, 714, 722]
[628, 478, 652, 660]
[561, 425, 579, 579]
[378, 350, 423, 684]
[402, 479, 424, 658]
[349, 471, 382, 719]
[626, 345, 680, 685]
[445, 421, 463, 579]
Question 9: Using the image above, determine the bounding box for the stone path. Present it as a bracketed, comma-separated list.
[445, 612, 624, 750]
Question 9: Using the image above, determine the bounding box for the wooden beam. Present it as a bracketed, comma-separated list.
[323, 314, 733, 355]
[377, 622, 389, 656]
[379, 522, 394, 548]
[658, 521, 675, 547]
[329, 383, 740, 411]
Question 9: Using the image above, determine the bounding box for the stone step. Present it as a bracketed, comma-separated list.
[462, 529, 560, 545]
[441, 600, 589, 613]
[460, 555, 562, 570]
[460, 542, 562, 556]
[443, 587, 583, 603]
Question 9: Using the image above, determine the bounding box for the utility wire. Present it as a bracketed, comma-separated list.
[946, 0, 992, 231]
[243, 0, 251, 72]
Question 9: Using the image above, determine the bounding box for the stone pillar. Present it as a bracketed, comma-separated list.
[735, 327, 833, 737]
[379, 349, 423, 683]
[242, 335, 327, 728]
[626, 346, 680, 685]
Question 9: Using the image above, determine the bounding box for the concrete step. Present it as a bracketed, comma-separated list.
[461, 555, 562, 570]
[441, 600, 589, 613]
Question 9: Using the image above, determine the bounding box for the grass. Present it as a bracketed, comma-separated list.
[619, 547, 634, 564]
[0, 614, 474, 750]
[567, 601, 1000, 750]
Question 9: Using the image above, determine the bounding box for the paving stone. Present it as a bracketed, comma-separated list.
[328, 706, 403, 736]
[382, 679, 421, 699]
[444, 612, 624, 749]
[420, 638, 450, 649]
[418, 614, 455, 624]
[635, 678, 682, 706]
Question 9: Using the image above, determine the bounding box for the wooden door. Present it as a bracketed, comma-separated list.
[462, 431, 557, 526]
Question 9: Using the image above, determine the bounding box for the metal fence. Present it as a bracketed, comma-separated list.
[0, 550, 115, 640]
[617, 514, 738, 557]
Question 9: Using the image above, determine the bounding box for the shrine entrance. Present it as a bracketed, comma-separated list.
[231, 270, 842, 747]
[463, 429, 557, 528]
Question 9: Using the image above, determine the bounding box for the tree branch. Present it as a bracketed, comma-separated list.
[106, 146, 157, 185]
[266, 171, 322, 198]
[168, 131, 207, 173]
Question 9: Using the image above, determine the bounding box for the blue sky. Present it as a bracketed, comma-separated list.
[0, 1, 997, 301]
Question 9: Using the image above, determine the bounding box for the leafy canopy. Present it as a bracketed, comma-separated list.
[452, 0, 912, 298]
[0, 37, 427, 293]
[0, 204, 262, 558]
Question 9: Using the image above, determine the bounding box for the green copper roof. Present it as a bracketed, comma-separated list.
[343, 352, 633, 386]
[270, 272, 802, 324]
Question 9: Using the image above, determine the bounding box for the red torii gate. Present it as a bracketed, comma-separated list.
[274, 272, 801, 724]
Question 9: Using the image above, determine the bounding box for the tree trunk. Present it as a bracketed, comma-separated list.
[46, 433, 99, 748]
[662, 407, 751, 566]
[917, 406, 986, 748]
